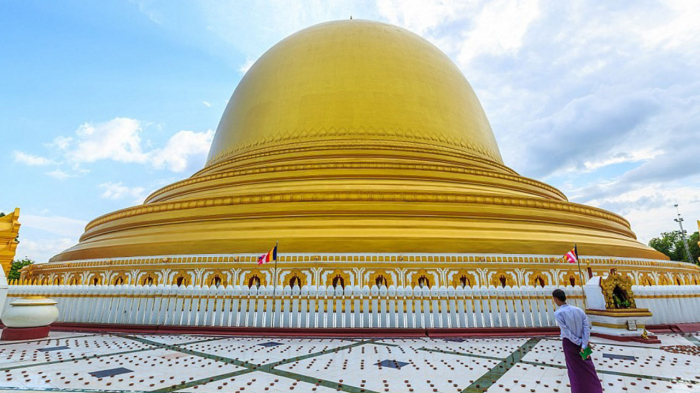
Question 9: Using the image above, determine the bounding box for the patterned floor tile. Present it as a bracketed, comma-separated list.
[173, 370, 341, 393]
[0, 332, 698, 393]
[181, 337, 357, 366]
[419, 337, 529, 359]
[0, 335, 154, 369]
[0, 347, 244, 392]
[276, 343, 501, 393]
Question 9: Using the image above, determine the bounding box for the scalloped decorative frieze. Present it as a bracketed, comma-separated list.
[145, 161, 566, 203]
[206, 126, 503, 167]
[87, 190, 630, 234]
[196, 138, 515, 180]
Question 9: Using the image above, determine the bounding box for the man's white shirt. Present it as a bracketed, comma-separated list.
[554, 303, 591, 349]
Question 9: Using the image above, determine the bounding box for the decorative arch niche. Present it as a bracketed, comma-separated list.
[490, 270, 516, 287]
[411, 269, 435, 288]
[285, 269, 307, 287]
[368, 270, 392, 288]
[172, 272, 192, 287]
[243, 269, 267, 288]
[67, 274, 80, 286]
[205, 271, 228, 287]
[451, 270, 477, 288]
[140, 272, 157, 286]
[88, 274, 102, 286]
[523, 272, 548, 288]
[565, 274, 580, 287]
[112, 273, 128, 285]
[327, 269, 351, 288]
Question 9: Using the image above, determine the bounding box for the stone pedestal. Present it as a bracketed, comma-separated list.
[585, 308, 656, 342]
[1, 297, 59, 341]
[1, 326, 51, 341]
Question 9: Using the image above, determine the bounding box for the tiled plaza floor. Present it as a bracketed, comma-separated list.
[0, 331, 698, 392]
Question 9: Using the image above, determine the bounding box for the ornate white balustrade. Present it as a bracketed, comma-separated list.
[3, 284, 699, 329]
[632, 285, 700, 325]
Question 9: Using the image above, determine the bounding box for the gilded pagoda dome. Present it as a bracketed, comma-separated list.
[43, 19, 683, 288]
[206, 19, 503, 168]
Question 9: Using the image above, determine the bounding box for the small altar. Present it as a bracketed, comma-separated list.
[585, 270, 659, 343]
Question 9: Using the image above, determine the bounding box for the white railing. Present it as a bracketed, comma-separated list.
[632, 285, 700, 325]
[3, 284, 699, 329]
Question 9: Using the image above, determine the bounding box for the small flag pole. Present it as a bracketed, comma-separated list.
[271, 241, 279, 328]
[574, 244, 588, 306]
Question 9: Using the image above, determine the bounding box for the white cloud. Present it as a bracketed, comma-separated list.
[45, 169, 72, 180]
[203, 101, 212, 107]
[99, 182, 147, 203]
[21, 214, 88, 238]
[582, 149, 664, 172]
[151, 129, 214, 172]
[15, 237, 76, 264]
[14, 214, 86, 263]
[48, 136, 72, 150]
[68, 118, 150, 164]
[377, 0, 466, 35]
[13, 151, 53, 166]
[32, 118, 214, 176]
[574, 182, 700, 244]
[633, 0, 700, 52]
[458, 0, 540, 64]
[377, 0, 540, 64]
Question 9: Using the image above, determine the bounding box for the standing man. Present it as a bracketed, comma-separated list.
[552, 288, 602, 393]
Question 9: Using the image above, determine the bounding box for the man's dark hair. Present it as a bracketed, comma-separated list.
[552, 288, 566, 302]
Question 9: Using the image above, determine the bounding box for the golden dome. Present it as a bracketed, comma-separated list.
[48, 20, 667, 263]
[207, 20, 503, 167]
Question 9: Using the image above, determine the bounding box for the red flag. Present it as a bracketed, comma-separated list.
[257, 245, 278, 265]
[564, 248, 578, 264]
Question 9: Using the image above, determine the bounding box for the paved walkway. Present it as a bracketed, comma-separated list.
[0, 331, 699, 392]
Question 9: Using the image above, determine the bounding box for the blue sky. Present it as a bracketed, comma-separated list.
[2, 0, 699, 262]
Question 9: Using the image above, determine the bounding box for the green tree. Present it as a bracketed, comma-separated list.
[8, 258, 33, 281]
[689, 231, 700, 263]
[649, 230, 700, 263]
